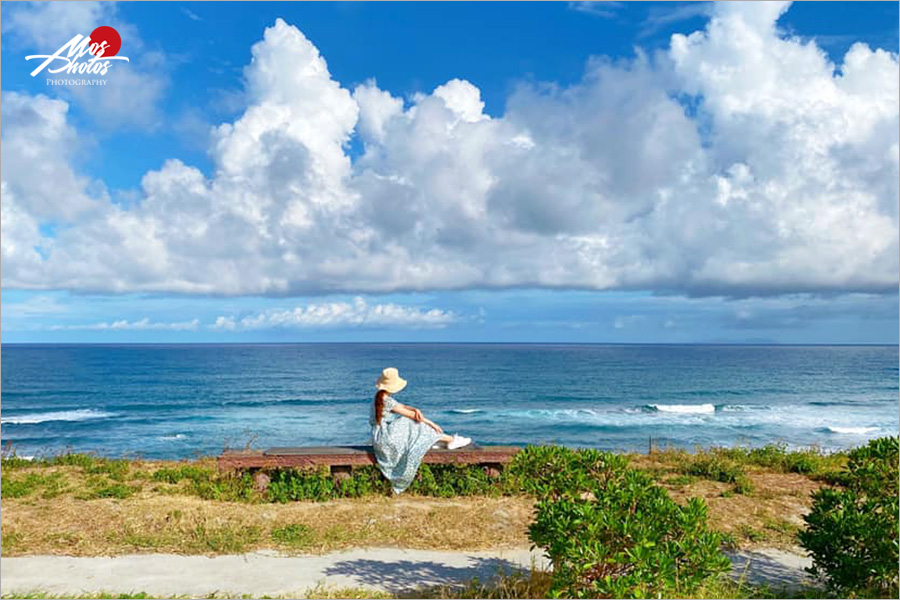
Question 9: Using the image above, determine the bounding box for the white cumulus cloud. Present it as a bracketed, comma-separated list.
[1, 4, 897, 298]
[211, 297, 460, 330]
[47, 318, 201, 331]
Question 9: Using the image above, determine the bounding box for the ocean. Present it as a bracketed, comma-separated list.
[1, 344, 897, 459]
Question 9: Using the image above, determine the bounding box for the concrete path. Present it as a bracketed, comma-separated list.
[1, 547, 549, 597]
[0, 547, 815, 597]
[727, 548, 817, 589]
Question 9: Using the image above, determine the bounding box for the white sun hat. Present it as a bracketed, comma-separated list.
[375, 367, 408, 394]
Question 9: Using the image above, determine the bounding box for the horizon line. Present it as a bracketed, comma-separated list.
[2, 341, 897, 347]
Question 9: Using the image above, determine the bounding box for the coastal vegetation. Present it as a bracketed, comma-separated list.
[509, 446, 730, 597]
[799, 436, 899, 597]
[2, 439, 897, 598]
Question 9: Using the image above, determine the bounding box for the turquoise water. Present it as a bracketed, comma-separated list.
[1, 344, 897, 459]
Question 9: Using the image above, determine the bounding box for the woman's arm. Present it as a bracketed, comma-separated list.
[391, 403, 424, 422]
[389, 402, 443, 433]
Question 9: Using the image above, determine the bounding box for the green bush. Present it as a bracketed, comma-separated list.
[799, 436, 899, 597]
[152, 464, 256, 502]
[685, 454, 745, 484]
[266, 467, 339, 502]
[409, 464, 499, 497]
[151, 464, 217, 485]
[522, 446, 730, 598]
[505, 445, 630, 499]
[713, 443, 846, 479]
[265, 463, 508, 502]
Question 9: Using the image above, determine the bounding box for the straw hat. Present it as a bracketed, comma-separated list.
[375, 367, 407, 394]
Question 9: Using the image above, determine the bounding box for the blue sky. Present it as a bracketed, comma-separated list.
[1, 1, 898, 343]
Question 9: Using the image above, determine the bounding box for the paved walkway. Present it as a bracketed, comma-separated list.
[1, 547, 815, 597]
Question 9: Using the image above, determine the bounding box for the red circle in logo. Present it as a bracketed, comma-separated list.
[89, 26, 121, 57]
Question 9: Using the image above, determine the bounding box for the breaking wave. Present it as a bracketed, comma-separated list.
[1, 409, 116, 425]
[646, 403, 716, 414]
[825, 426, 880, 435]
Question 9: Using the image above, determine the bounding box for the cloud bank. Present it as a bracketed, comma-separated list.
[48, 317, 201, 331]
[211, 297, 459, 330]
[2, 1, 897, 298]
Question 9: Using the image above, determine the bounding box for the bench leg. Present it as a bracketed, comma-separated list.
[483, 463, 503, 478]
[252, 470, 271, 493]
[331, 465, 353, 481]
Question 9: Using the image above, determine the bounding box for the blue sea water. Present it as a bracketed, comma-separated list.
[1, 344, 897, 459]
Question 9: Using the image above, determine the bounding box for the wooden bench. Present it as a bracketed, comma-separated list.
[218, 445, 521, 486]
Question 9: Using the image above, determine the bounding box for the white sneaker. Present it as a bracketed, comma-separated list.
[447, 434, 472, 450]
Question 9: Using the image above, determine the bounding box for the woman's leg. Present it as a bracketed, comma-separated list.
[437, 434, 453, 444]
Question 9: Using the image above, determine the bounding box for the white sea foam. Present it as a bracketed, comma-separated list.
[826, 426, 880, 435]
[159, 434, 187, 441]
[1, 409, 115, 425]
[450, 409, 482, 414]
[649, 403, 716, 414]
[718, 404, 769, 412]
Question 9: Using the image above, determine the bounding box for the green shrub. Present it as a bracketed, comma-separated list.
[799, 436, 899, 597]
[685, 454, 745, 484]
[714, 443, 846, 479]
[266, 467, 338, 503]
[152, 464, 256, 502]
[409, 464, 498, 497]
[524, 446, 730, 598]
[193, 472, 255, 502]
[505, 445, 630, 499]
[264, 463, 506, 502]
[151, 464, 216, 485]
[331, 466, 391, 498]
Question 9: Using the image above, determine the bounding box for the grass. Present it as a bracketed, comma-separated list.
[641, 443, 847, 482]
[1, 490, 535, 556]
[271, 523, 315, 548]
[630, 447, 829, 549]
[1, 443, 836, 555]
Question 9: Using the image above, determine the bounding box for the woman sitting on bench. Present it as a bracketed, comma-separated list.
[370, 367, 472, 494]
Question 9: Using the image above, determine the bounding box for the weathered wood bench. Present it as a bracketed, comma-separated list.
[218, 445, 521, 488]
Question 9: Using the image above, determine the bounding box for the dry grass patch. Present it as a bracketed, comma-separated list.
[1, 493, 533, 556]
[663, 469, 821, 549]
[628, 451, 825, 549]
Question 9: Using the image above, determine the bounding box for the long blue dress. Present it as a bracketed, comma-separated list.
[370, 394, 441, 494]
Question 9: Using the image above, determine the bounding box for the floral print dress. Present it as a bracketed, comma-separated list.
[370, 393, 441, 494]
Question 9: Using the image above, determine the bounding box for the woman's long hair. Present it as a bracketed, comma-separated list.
[374, 389, 389, 424]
